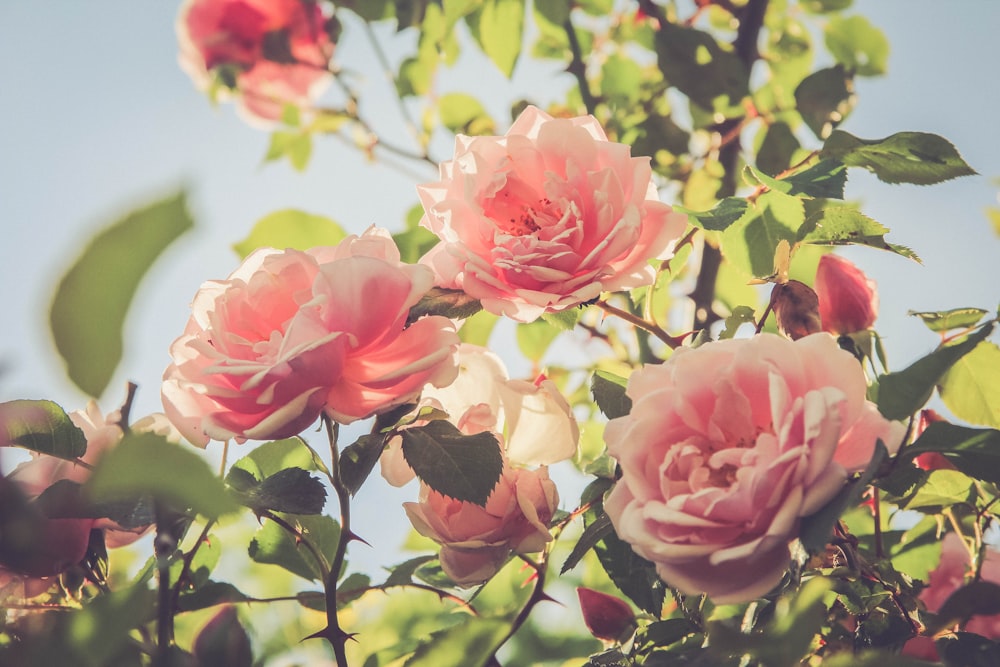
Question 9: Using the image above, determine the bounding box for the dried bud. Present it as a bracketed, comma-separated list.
[770, 280, 822, 341]
[815, 254, 879, 334]
[577, 587, 637, 643]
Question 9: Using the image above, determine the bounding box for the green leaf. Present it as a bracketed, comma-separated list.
[560, 510, 613, 574]
[394, 206, 441, 263]
[938, 341, 1000, 427]
[901, 422, 1000, 485]
[601, 54, 643, 105]
[0, 399, 87, 459]
[748, 160, 848, 200]
[383, 555, 437, 587]
[794, 65, 855, 139]
[824, 15, 889, 76]
[796, 206, 920, 261]
[404, 617, 509, 667]
[541, 308, 581, 331]
[903, 469, 974, 510]
[84, 432, 239, 519]
[264, 131, 313, 170]
[721, 190, 805, 277]
[467, 0, 524, 77]
[756, 121, 800, 176]
[177, 581, 250, 612]
[876, 323, 994, 420]
[654, 21, 749, 113]
[801, 0, 852, 14]
[226, 467, 327, 515]
[458, 310, 499, 346]
[399, 421, 503, 506]
[66, 584, 157, 666]
[339, 433, 388, 496]
[720, 305, 757, 339]
[248, 513, 339, 582]
[49, 191, 194, 397]
[232, 209, 347, 258]
[591, 370, 632, 420]
[193, 605, 253, 667]
[683, 197, 748, 232]
[516, 318, 561, 362]
[908, 307, 988, 333]
[438, 92, 495, 135]
[407, 287, 482, 323]
[231, 436, 328, 480]
[822, 130, 977, 185]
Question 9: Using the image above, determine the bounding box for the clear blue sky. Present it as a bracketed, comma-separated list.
[1, 1, 998, 570]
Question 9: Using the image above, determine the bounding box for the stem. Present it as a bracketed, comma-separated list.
[485, 556, 552, 663]
[596, 299, 685, 349]
[170, 519, 216, 612]
[117, 381, 139, 432]
[871, 487, 884, 559]
[153, 503, 177, 666]
[563, 15, 598, 115]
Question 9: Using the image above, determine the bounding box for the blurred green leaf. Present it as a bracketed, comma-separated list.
[795, 65, 855, 139]
[797, 206, 919, 261]
[908, 307, 988, 332]
[936, 632, 1000, 667]
[400, 421, 503, 506]
[801, 0, 852, 13]
[655, 21, 748, 113]
[824, 15, 889, 76]
[516, 318, 561, 362]
[85, 432, 239, 519]
[265, 131, 313, 170]
[438, 92, 495, 135]
[249, 513, 339, 582]
[877, 323, 994, 420]
[49, 191, 193, 397]
[232, 210, 346, 258]
[467, 0, 524, 77]
[822, 130, 977, 185]
[404, 617, 508, 667]
[938, 341, 1000, 427]
[756, 121, 801, 176]
[0, 399, 87, 459]
[542, 308, 581, 331]
[601, 54, 643, 105]
[720, 306, 758, 339]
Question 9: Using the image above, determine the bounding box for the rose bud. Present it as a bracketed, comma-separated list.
[815, 254, 879, 334]
[913, 409, 956, 472]
[577, 587, 637, 643]
[769, 279, 822, 341]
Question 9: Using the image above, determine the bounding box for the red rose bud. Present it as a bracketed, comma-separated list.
[913, 409, 956, 471]
[577, 587, 637, 642]
[815, 254, 879, 334]
[769, 280, 822, 341]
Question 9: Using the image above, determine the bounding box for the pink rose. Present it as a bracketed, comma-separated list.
[417, 106, 688, 322]
[603, 333, 905, 603]
[403, 460, 558, 586]
[815, 254, 879, 334]
[177, 0, 334, 124]
[162, 228, 460, 446]
[903, 533, 1000, 659]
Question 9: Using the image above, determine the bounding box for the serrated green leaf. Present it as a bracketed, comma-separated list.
[877, 323, 994, 420]
[560, 511, 613, 574]
[908, 307, 988, 332]
[683, 197, 748, 232]
[383, 555, 437, 588]
[407, 287, 482, 323]
[901, 422, 1000, 485]
[404, 617, 508, 667]
[249, 513, 339, 582]
[84, 432, 239, 519]
[231, 436, 328, 480]
[542, 308, 581, 331]
[399, 421, 503, 506]
[0, 399, 87, 459]
[748, 160, 847, 200]
[467, 0, 524, 77]
[339, 433, 388, 496]
[591, 371, 631, 420]
[795, 65, 855, 139]
[722, 190, 805, 277]
[938, 341, 1000, 427]
[822, 130, 977, 185]
[796, 206, 920, 261]
[903, 469, 974, 510]
[50, 192, 194, 397]
[824, 15, 889, 76]
[232, 210, 346, 258]
[226, 467, 327, 515]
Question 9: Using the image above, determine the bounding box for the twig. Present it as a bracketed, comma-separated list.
[596, 299, 685, 349]
[563, 16, 598, 115]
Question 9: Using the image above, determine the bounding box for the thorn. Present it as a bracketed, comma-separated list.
[346, 530, 371, 547]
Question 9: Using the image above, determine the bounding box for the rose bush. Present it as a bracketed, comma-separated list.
[177, 0, 334, 123]
[815, 254, 879, 335]
[162, 227, 459, 446]
[417, 105, 688, 322]
[603, 333, 905, 603]
[403, 458, 559, 586]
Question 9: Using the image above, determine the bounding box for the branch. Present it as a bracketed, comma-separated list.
[563, 16, 598, 115]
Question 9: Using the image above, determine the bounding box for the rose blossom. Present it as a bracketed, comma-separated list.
[603, 333, 905, 603]
[417, 105, 688, 322]
[815, 254, 879, 334]
[403, 457, 558, 586]
[162, 227, 460, 446]
[379, 344, 579, 487]
[177, 0, 334, 124]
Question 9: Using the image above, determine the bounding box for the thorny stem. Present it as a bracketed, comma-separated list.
[170, 519, 216, 613]
[486, 555, 552, 664]
[596, 299, 686, 349]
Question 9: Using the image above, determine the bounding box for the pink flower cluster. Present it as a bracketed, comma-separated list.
[162, 228, 460, 446]
[177, 0, 335, 124]
[604, 333, 904, 603]
[418, 106, 688, 322]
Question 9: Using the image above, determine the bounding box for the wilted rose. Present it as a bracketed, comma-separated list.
[417, 105, 688, 322]
[603, 333, 905, 603]
[815, 254, 879, 334]
[403, 459, 558, 586]
[177, 0, 335, 124]
[162, 228, 459, 446]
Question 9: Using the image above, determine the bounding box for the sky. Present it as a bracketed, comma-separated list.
[1, 1, 999, 574]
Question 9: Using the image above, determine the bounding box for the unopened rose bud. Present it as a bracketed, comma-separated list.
[913, 409, 956, 472]
[577, 587, 637, 643]
[769, 280, 822, 341]
[815, 254, 878, 334]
